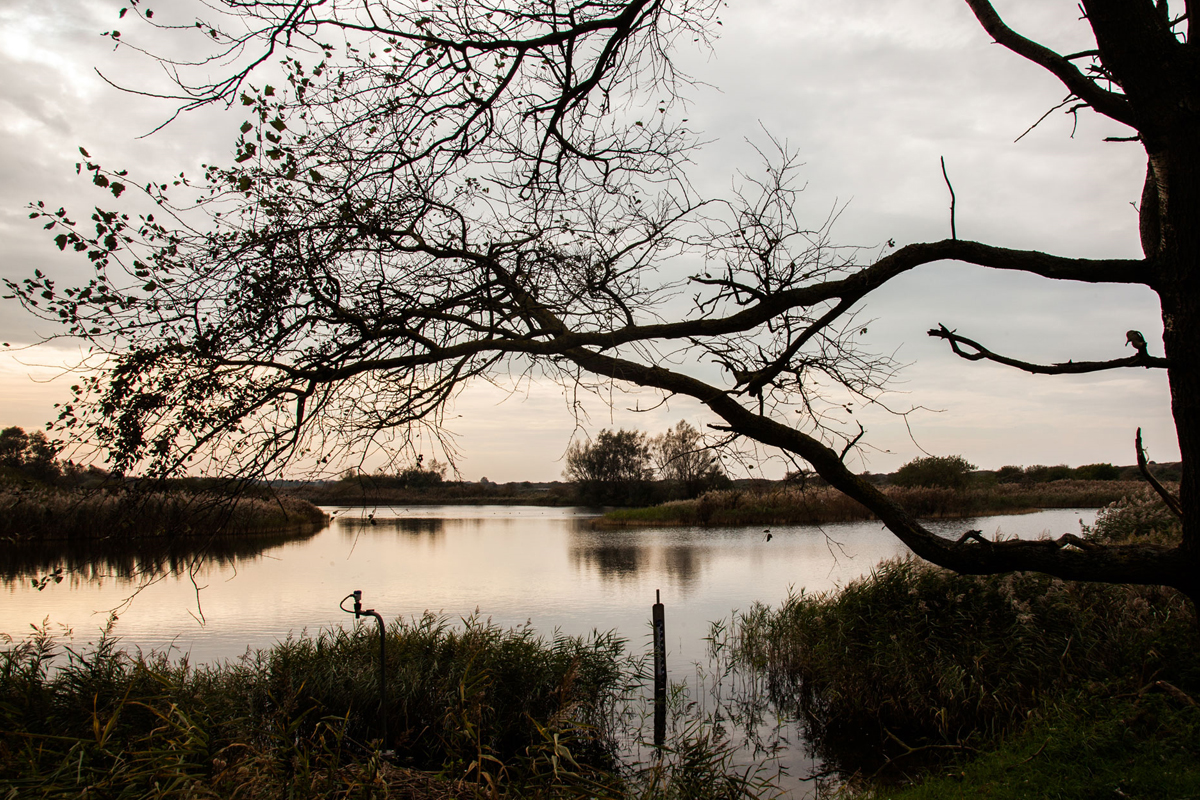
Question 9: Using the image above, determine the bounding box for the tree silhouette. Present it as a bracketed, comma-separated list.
[9, 0, 1200, 604]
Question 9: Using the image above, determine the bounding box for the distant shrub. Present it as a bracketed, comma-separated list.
[891, 455, 976, 490]
[1024, 464, 1074, 483]
[1074, 462, 1121, 481]
[994, 465, 1024, 484]
[0, 427, 61, 483]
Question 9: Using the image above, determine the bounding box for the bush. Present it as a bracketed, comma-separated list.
[994, 465, 1024, 484]
[565, 429, 654, 505]
[733, 558, 1197, 765]
[890, 455, 976, 490]
[0, 426, 61, 483]
[1074, 462, 1121, 481]
[1024, 464, 1074, 483]
[1084, 488, 1181, 545]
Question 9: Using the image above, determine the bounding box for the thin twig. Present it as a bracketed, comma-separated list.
[940, 156, 956, 240]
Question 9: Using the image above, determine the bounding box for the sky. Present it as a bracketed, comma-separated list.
[0, 0, 1178, 482]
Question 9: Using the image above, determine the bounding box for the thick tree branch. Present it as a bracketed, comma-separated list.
[928, 323, 1168, 374]
[963, 0, 1136, 127]
[1137, 427, 1184, 518]
[563, 345, 1189, 590]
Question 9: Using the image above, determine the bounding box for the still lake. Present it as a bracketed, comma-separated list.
[2, 504, 1100, 795]
[4, 504, 1097, 666]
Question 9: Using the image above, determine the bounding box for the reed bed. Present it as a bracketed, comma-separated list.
[0, 483, 328, 542]
[1, 615, 773, 800]
[729, 493, 1198, 779]
[602, 481, 1145, 527]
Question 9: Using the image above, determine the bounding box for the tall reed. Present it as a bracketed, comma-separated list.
[732, 556, 1197, 775]
[0, 483, 327, 542]
[0, 614, 777, 799]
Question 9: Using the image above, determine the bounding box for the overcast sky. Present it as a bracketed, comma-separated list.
[0, 0, 1177, 482]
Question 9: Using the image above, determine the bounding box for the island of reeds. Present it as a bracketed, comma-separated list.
[1, 426, 327, 544]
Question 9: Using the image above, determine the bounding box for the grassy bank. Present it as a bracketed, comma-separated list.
[294, 478, 578, 507]
[0, 483, 328, 542]
[1, 616, 768, 800]
[601, 481, 1145, 527]
[846, 692, 1200, 799]
[727, 491, 1200, 797]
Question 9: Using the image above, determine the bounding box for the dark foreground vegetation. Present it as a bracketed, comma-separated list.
[0, 616, 768, 800]
[730, 490, 1200, 797]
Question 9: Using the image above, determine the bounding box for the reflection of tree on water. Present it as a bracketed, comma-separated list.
[569, 529, 707, 588]
[336, 516, 445, 539]
[574, 544, 645, 578]
[0, 526, 323, 585]
[662, 545, 702, 588]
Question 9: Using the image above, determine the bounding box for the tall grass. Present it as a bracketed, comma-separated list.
[0, 615, 776, 799]
[729, 494, 1199, 781]
[603, 481, 1147, 527]
[0, 483, 327, 542]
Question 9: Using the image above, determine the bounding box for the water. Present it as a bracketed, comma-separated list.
[1, 504, 1097, 795]
[2, 505, 1097, 664]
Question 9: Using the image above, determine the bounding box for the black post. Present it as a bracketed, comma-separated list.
[652, 589, 666, 748]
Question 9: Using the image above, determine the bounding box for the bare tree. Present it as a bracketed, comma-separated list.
[9, 0, 1200, 605]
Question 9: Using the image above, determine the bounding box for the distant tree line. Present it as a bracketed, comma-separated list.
[564, 421, 729, 505]
[0, 426, 108, 487]
[337, 454, 449, 490]
[881, 454, 1176, 491]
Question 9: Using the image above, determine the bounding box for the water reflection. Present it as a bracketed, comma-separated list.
[339, 516, 446, 538]
[568, 529, 710, 589]
[0, 526, 324, 585]
[572, 542, 646, 579]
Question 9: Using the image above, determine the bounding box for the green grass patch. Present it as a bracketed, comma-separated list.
[858, 691, 1200, 799]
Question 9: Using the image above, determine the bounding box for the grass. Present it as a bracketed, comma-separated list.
[601, 481, 1148, 527]
[0, 614, 776, 800]
[725, 489, 1200, 797]
[734, 561, 1195, 757]
[849, 691, 1200, 799]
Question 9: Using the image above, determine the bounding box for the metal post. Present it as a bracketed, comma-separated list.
[349, 589, 388, 750]
[652, 589, 666, 748]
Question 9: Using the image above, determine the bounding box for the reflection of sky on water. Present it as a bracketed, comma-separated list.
[2, 505, 1097, 672]
[1, 505, 1099, 798]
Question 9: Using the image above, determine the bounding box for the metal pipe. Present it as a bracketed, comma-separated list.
[343, 589, 388, 749]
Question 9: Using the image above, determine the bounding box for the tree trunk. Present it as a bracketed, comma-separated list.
[1156, 138, 1200, 598]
